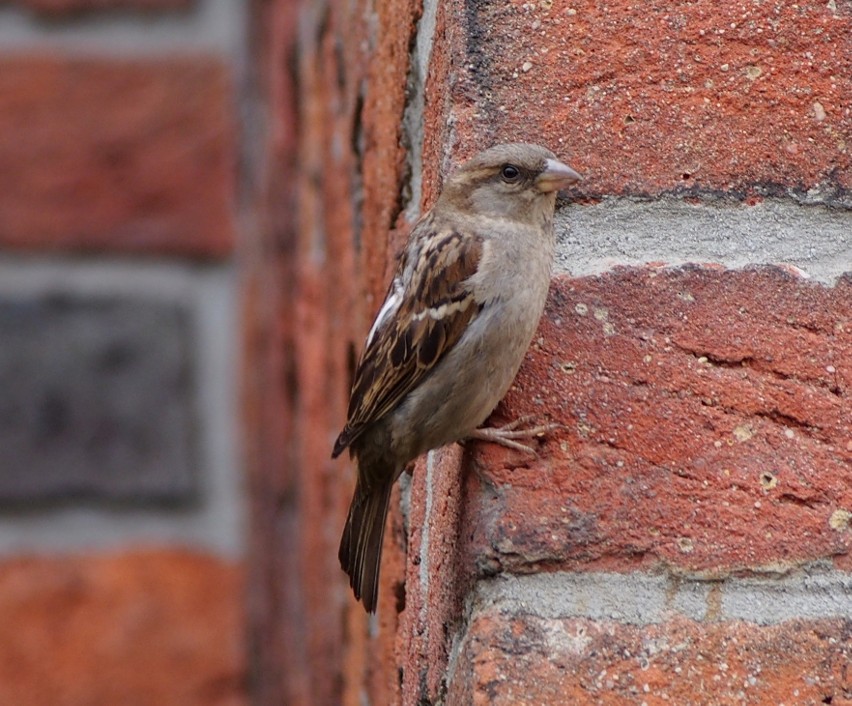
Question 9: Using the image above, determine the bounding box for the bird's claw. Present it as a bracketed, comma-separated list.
[465, 416, 562, 457]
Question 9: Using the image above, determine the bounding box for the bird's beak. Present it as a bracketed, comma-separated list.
[536, 158, 582, 192]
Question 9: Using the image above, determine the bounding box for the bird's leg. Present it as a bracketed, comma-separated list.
[465, 415, 562, 456]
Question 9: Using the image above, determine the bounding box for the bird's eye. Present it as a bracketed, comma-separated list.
[500, 164, 521, 182]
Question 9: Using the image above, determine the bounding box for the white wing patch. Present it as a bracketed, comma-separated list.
[365, 281, 402, 346]
[412, 299, 472, 322]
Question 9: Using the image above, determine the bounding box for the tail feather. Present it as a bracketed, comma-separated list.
[339, 479, 393, 613]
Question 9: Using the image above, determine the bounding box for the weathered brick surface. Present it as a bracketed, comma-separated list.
[462, 267, 851, 577]
[398, 266, 851, 704]
[400, 446, 475, 704]
[448, 612, 852, 705]
[0, 550, 246, 706]
[437, 0, 851, 201]
[242, 0, 420, 703]
[358, 0, 423, 298]
[0, 56, 235, 258]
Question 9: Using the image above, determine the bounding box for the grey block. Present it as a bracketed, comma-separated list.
[556, 197, 852, 285]
[475, 569, 852, 626]
[0, 293, 196, 504]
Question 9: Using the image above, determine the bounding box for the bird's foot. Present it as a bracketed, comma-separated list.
[465, 415, 561, 457]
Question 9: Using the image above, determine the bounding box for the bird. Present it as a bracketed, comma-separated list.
[332, 143, 582, 612]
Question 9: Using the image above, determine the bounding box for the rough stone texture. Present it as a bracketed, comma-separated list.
[474, 570, 852, 627]
[440, 0, 852, 202]
[462, 267, 850, 577]
[447, 611, 852, 705]
[400, 446, 476, 705]
[0, 293, 196, 503]
[357, 0, 424, 298]
[0, 550, 246, 706]
[3, 0, 191, 13]
[0, 56, 235, 258]
[557, 198, 852, 284]
[397, 266, 851, 705]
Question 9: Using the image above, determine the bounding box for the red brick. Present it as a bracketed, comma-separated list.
[461, 267, 851, 576]
[448, 612, 852, 705]
[429, 0, 851, 199]
[399, 446, 476, 705]
[249, 0, 424, 703]
[0, 56, 235, 258]
[349, 0, 423, 310]
[0, 550, 246, 706]
[244, 0, 422, 702]
[242, 0, 345, 703]
[7, 0, 190, 14]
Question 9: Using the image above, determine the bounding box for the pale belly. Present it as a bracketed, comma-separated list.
[388, 294, 543, 461]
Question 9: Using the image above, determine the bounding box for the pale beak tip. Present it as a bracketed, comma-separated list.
[538, 158, 582, 191]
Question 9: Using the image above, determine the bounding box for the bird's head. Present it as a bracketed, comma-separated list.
[439, 143, 582, 224]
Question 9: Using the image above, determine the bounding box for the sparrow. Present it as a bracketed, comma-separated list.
[333, 143, 582, 612]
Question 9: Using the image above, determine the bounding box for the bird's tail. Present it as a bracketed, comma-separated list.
[339, 475, 393, 614]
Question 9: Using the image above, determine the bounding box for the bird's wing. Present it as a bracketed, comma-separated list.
[332, 220, 484, 457]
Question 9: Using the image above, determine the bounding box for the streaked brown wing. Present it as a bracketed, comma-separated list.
[332, 227, 484, 456]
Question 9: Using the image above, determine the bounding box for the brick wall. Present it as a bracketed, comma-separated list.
[0, 2, 247, 704]
[245, 0, 851, 704]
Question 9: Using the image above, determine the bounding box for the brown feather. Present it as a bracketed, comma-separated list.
[333, 228, 484, 457]
[338, 471, 392, 614]
[333, 143, 581, 612]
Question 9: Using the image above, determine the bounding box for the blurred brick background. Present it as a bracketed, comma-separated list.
[2, 0, 850, 705]
[0, 1, 246, 705]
